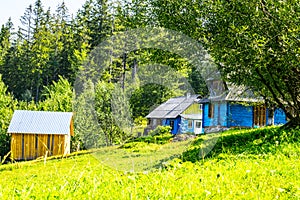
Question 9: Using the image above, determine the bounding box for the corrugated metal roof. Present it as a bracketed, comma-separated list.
[7, 110, 73, 135]
[146, 95, 200, 119]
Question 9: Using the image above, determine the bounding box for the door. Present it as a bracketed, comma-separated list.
[194, 120, 202, 134]
[254, 105, 266, 127]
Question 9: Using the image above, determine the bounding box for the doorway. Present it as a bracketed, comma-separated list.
[194, 120, 202, 134]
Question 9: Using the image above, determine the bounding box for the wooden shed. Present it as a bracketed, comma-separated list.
[8, 110, 74, 160]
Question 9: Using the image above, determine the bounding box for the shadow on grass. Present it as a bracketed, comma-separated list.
[182, 126, 300, 162]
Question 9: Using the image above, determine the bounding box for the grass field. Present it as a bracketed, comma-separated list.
[0, 127, 300, 199]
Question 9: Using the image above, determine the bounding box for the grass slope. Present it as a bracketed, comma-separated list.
[0, 127, 299, 199]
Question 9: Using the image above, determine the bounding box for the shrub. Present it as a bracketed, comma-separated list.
[120, 126, 173, 152]
[149, 125, 172, 136]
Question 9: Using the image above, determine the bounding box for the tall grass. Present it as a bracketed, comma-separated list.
[0, 126, 299, 199]
[183, 126, 300, 162]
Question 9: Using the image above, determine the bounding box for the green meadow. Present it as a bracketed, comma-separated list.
[1, 126, 300, 199]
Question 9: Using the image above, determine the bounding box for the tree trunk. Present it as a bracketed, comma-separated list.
[283, 116, 300, 129]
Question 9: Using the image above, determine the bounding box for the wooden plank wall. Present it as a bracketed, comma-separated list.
[11, 133, 68, 160]
[11, 134, 22, 160]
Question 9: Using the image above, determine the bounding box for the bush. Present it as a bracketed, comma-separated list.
[0, 133, 10, 160]
[149, 126, 172, 136]
[120, 126, 173, 152]
[144, 126, 173, 144]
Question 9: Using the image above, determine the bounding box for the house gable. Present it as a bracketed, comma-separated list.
[182, 102, 202, 115]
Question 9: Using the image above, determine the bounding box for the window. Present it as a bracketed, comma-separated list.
[208, 103, 214, 118]
[188, 120, 193, 129]
[195, 121, 202, 128]
[254, 105, 266, 126]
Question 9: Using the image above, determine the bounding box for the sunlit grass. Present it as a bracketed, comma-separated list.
[93, 140, 191, 172]
[0, 127, 299, 199]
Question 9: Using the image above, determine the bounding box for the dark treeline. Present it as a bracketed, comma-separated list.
[0, 0, 208, 157]
[0, 0, 206, 102]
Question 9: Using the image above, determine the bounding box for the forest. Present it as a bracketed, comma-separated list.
[0, 0, 299, 158]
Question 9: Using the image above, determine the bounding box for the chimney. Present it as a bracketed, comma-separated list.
[186, 92, 191, 98]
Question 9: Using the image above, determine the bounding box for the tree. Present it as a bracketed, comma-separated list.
[75, 0, 112, 49]
[150, 0, 203, 39]
[95, 81, 129, 145]
[38, 76, 73, 112]
[73, 79, 103, 150]
[202, 0, 300, 127]
[130, 83, 173, 119]
[0, 19, 13, 67]
[0, 75, 17, 158]
[149, 0, 300, 127]
[4, 0, 51, 101]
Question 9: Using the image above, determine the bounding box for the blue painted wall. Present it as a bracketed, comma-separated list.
[274, 108, 287, 125]
[180, 118, 204, 134]
[180, 118, 193, 133]
[202, 102, 287, 131]
[228, 103, 253, 127]
[203, 103, 211, 127]
[203, 102, 256, 128]
[219, 103, 228, 127]
[203, 102, 227, 127]
[164, 117, 181, 134]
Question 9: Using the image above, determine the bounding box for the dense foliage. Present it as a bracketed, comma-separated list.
[0, 0, 299, 156]
[0, 0, 210, 154]
[150, 0, 300, 126]
[201, 0, 300, 126]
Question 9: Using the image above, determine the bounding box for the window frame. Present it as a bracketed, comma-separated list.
[187, 120, 193, 129]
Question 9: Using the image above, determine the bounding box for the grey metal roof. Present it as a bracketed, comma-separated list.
[146, 95, 200, 119]
[7, 110, 73, 135]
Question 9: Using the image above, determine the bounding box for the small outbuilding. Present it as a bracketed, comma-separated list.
[145, 94, 203, 135]
[8, 110, 74, 160]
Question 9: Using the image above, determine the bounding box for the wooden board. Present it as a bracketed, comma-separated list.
[11, 133, 68, 160]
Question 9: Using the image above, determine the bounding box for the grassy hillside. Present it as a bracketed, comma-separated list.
[0, 127, 300, 199]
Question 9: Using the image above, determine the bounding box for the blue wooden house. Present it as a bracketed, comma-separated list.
[145, 94, 203, 134]
[200, 79, 287, 133]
